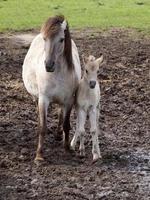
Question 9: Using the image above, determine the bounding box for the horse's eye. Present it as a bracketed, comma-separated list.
[86, 70, 88, 74]
[60, 38, 64, 43]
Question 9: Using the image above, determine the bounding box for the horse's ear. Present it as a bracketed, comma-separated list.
[96, 55, 103, 68]
[61, 20, 67, 31]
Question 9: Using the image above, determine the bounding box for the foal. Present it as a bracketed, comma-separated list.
[71, 55, 103, 162]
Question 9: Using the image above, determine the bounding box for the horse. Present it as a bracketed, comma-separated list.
[22, 15, 81, 162]
[71, 55, 103, 162]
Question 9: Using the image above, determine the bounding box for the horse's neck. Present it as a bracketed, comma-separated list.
[58, 56, 75, 75]
[55, 56, 68, 73]
[53, 56, 74, 84]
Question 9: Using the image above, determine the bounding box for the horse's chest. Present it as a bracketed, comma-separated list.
[46, 78, 74, 104]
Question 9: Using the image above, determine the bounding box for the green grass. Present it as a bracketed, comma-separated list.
[0, 0, 150, 32]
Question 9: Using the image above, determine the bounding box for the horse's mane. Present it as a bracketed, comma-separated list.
[41, 15, 73, 70]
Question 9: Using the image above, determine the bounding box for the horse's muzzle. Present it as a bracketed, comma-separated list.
[89, 80, 96, 89]
[45, 60, 55, 72]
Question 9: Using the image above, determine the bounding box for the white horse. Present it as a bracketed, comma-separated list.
[22, 15, 81, 162]
[71, 55, 103, 162]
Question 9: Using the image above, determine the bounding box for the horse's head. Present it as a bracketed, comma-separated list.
[83, 55, 103, 89]
[41, 15, 72, 72]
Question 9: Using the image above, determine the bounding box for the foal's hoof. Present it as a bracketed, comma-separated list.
[92, 154, 102, 164]
[79, 149, 85, 158]
[92, 158, 99, 164]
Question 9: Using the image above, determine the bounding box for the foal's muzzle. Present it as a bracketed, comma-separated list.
[45, 60, 55, 72]
[89, 80, 96, 89]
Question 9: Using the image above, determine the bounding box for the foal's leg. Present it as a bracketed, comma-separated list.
[78, 109, 86, 157]
[89, 107, 101, 162]
[35, 96, 49, 161]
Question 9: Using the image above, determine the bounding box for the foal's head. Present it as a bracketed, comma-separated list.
[41, 15, 72, 72]
[83, 55, 103, 89]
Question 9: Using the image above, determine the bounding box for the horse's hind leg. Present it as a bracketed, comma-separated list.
[35, 96, 49, 161]
[55, 107, 63, 141]
[63, 105, 72, 151]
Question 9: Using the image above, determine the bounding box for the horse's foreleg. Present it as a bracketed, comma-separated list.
[35, 96, 49, 161]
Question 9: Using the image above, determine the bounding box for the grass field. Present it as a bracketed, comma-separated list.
[0, 0, 150, 32]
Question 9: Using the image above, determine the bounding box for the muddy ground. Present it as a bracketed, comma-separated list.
[0, 29, 150, 200]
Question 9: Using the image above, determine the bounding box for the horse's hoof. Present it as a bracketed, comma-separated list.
[64, 143, 70, 151]
[64, 143, 75, 153]
[79, 155, 85, 159]
[35, 156, 44, 161]
[34, 156, 44, 165]
[65, 147, 76, 157]
[69, 148, 76, 155]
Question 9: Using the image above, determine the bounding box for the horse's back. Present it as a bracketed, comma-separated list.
[22, 34, 44, 96]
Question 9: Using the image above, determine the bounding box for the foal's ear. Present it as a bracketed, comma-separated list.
[96, 55, 104, 67]
[82, 55, 96, 65]
[82, 55, 89, 66]
[88, 55, 96, 62]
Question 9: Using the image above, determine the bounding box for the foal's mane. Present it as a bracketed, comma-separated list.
[41, 15, 73, 70]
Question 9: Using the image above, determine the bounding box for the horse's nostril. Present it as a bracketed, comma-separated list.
[45, 60, 55, 68]
[45, 61, 55, 72]
[51, 61, 55, 67]
[46, 63, 49, 68]
[45, 60, 55, 72]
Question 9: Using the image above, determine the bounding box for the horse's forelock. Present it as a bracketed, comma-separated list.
[41, 15, 73, 70]
[41, 15, 64, 38]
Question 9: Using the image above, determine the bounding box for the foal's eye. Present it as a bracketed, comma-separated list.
[86, 70, 88, 74]
[60, 38, 64, 43]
